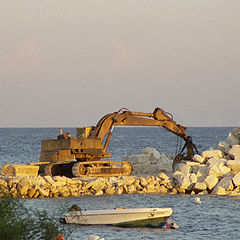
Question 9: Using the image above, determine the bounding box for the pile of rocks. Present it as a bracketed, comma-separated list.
[121, 147, 173, 175]
[0, 172, 176, 198]
[173, 127, 240, 195]
[1, 127, 240, 198]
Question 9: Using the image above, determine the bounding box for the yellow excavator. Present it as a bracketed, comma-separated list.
[39, 107, 198, 177]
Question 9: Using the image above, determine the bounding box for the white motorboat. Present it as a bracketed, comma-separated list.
[64, 207, 173, 228]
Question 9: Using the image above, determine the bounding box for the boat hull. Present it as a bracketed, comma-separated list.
[65, 208, 173, 228]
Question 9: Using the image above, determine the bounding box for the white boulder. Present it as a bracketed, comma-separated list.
[189, 173, 198, 184]
[192, 154, 205, 164]
[208, 164, 231, 179]
[202, 149, 223, 160]
[122, 147, 173, 175]
[204, 175, 219, 191]
[176, 174, 193, 190]
[227, 160, 240, 172]
[232, 172, 240, 187]
[175, 164, 192, 175]
[194, 182, 207, 192]
[229, 145, 240, 160]
[206, 158, 226, 167]
[191, 164, 204, 174]
[141, 147, 160, 163]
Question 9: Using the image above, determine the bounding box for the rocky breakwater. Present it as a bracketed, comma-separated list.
[173, 127, 240, 196]
[1, 127, 240, 199]
[0, 173, 177, 198]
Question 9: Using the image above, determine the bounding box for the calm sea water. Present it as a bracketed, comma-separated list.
[1, 127, 240, 240]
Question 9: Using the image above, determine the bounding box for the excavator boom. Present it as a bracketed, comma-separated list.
[91, 108, 193, 157]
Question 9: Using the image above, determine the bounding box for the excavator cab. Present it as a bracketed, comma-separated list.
[76, 127, 93, 138]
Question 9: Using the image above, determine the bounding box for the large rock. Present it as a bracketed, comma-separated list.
[194, 182, 207, 192]
[39, 188, 50, 197]
[206, 157, 230, 178]
[196, 165, 209, 182]
[158, 154, 173, 172]
[105, 186, 115, 195]
[115, 186, 124, 194]
[192, 154, 205, 164]
[206, 158, 226, 167]
[175, 164, 192, 175]
[204, 175, 219, 191]
[227, 160, 240, 172]
[1, 164, 39, 177]
[232, 128, 240, 139]
[208, 164, 230, 179]
[232, 172, 240, 187]
[189, 173, 198, 184]
[226, 133, 239, 146]
[191, 164, 204, 174]
[16, 180, 30, 196]
[141, 147, 160, 163]
[44, 176, 55, 185]
[120, 176, 136, 186]
[145, 182, 157, 193]
[229, 145, 240, 160]
[215, 176, 234, 192]
[158, 172, 170, 181]
[218, 141, 230, 154]
[91, 179, 106, 192]
[202, 150, 223, 160]
[122, 147, 173, 174]
[27, 188, 36, 198]
[174, 173, 193, 190]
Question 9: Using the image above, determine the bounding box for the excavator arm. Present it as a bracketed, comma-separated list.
[91, 107, 197, 160]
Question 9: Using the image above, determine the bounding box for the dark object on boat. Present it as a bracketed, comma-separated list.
[68, 204, 82, 212]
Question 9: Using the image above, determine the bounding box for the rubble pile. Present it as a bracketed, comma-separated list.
[121, 147, 174, 175]
[0, 173, 176, 198]
[172, 127, 240, 195]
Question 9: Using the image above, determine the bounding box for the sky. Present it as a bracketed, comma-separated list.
[0, 0, 239, 127]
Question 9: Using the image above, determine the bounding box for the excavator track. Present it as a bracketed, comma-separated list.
[72, 161, 133, 177]
[44, 162, 75, 178]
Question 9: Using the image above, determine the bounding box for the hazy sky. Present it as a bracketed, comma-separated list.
[0, 0, 239, 127]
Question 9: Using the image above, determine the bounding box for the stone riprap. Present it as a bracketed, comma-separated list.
[0, 173, 176, 198]
[172, 127, 240, 196]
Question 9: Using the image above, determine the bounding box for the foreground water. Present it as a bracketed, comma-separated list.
[1, 127, 240, 239]
[26, 193, 240, 240]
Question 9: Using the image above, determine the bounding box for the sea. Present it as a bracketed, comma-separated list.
[0, 126, 240, 240]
